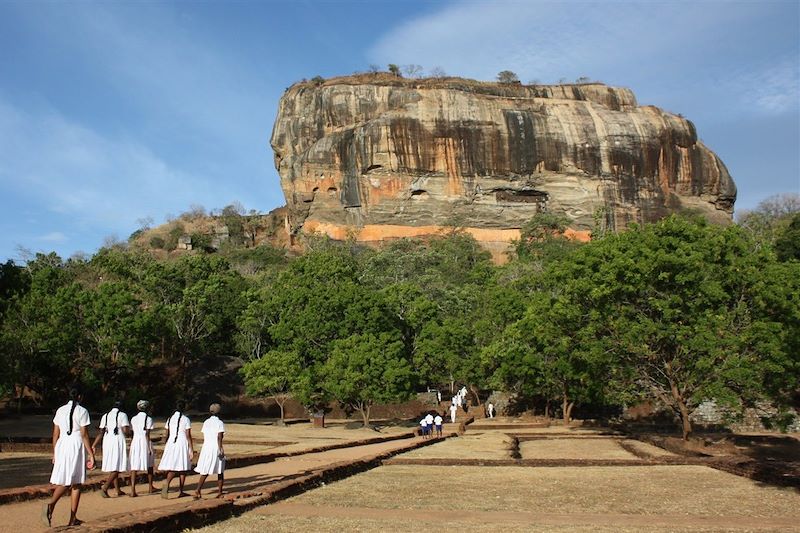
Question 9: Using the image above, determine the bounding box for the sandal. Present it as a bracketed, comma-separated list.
[41, 503, 52, 527]
[100, 490, 109, 499]
[192, 493, 201, 500]
[68, 518, 83, 526]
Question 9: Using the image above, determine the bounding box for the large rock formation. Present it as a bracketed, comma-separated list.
[271, 74, 736, 258]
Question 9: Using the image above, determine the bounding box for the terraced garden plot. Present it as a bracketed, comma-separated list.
[285, 464, 800, 517]
[191, 511, 792, 533]
[398, 432, 514, 460]
[621, 439, 677, 458]
[519, 438, 636, 460]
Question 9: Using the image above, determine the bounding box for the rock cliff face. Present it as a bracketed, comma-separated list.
[271, 74, 736, 258]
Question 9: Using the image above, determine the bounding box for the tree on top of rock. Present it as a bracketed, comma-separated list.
[496, 70, 519, 84]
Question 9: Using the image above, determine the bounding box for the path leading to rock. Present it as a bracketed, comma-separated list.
[1, 436, 432, 531]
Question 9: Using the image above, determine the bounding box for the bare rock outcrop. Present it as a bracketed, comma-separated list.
[270, 74, 735, 258]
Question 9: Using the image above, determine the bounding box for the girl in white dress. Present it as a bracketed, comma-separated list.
[158, 400, 194, 499]
[42, 386, 95, 528]
[91, 400, 131, 497]
[129, 399, 156, 496]
[193, 403, 226, 499]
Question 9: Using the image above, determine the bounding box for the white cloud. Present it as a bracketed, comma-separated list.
[368, 0, 794, 116]
[38, 231, 67, 242]
[0, 97, 221, 235]
[748, 58, 799, 114]
[369, 2, 746, 82]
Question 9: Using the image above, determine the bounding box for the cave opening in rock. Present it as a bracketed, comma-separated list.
[363, 164, 383, 173]
[410, 189, 429, 199]
[495, 189, 549, 204]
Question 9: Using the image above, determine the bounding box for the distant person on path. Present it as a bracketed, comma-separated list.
[158, 400, 194, 499]
[419, 417, 429, 439]
[425, 412, 434, 432]
[434, 413, 443, 437]
[449, 403, 458, 424]
[42, 386, 95, 528]
[129, 400, 157, 496]
[194, 403, 226, 499]
[487, 402, 495, 419]
[437, 390, 442, 404]
[92, 400, 131, 498]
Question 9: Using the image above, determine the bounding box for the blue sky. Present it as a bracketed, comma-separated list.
[0, 0, 797, 261]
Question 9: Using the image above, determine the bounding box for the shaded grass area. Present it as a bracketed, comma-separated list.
[0, 453, 53, 489]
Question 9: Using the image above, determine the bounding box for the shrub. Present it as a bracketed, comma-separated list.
[496, 70, 519, 84]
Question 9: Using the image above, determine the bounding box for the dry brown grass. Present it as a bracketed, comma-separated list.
[399, 432, 513, 460]
[189, 513, 772, 533]
[519, 438, 636, 460]
[288, 465, 800, 517]
[622, 439, 677, 458]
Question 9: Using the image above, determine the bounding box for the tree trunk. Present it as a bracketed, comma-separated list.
[469, 384, 480, 406]
[278, 401, 285, 422]
[566, 402, 575, 424]
[668, 378, 693, 440]
[359, 403, 371, 427]
[544, 401, 550, 419]
[562, 384, 570, 425]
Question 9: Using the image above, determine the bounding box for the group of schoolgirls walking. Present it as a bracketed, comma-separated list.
[42, 386, 227, 528]
[419, 412, 443, 438]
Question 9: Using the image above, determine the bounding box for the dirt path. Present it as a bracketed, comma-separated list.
[255, 502, 800, 530]
[2, 437, 425, 531]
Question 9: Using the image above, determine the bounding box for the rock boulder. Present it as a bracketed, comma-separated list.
[270, 74, 736, 259]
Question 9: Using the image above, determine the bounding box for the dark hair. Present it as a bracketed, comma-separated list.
[171, 400, 187, 443]
[171, 410, 182, 443]
[113, 408, 120, 436]
[66, 387, 81, 436]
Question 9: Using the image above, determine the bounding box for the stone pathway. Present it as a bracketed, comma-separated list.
[0, 437, 432, 531]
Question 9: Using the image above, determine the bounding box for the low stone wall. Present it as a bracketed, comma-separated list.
[691, 401, 800, 433]
[0, 431, 416, 505]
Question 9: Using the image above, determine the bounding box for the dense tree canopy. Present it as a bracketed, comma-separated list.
[1, 206, 798, 437]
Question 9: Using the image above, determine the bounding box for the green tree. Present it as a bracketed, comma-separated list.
[240, 349, 302, 422]
[75, 281, 158, 395]
[485, 291, 618, 422]
[322, 333, 414, 426]
[774, 213, 800, 261]
[514, 212, 582, 265]
[555, 216, 794, 438]
[237, 248, 403, 411]
[388, 64, 401, 77]
[737, 192, 800, 247]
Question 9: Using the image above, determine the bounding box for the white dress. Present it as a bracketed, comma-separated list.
[129, 412, 154, 471]
[195, 416, 225, 475]
[158, 412, 192, 472]
[49, 401, 91, 486]
[100, 408, 130, 472]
